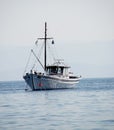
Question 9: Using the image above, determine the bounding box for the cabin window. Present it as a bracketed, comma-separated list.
[47, 67, 64, 75]
[58, 67, 63, 74]
[47, 67, 57, 75]
[50, 67, 58, 74]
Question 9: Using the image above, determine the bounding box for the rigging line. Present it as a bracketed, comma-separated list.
[47, 43, 56, 61]
[47, 45, 53, 64]
[31, 41, 44, 70]
[23, 50, 32, 75]
[32, 60, 37, 70]
[38, 42, 44, 59]
[53, 44, 59, 60]
[34, 39, 44, 59]
[47, 41, 59, 61]
[31, 63, 36, 70]
[32, 41, 40, 68]
[29, 44, 38, 69]
[49, 47, 56, 64]
[31, 49, 44, 70]
[32, 41, 43, 68]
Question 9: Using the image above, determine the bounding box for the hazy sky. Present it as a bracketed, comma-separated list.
[0, 0, 114, 81]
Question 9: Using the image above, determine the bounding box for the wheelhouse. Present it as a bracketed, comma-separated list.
[46, 65, 70, 77]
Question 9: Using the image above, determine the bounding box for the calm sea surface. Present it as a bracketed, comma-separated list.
[0, 78, 114, 130]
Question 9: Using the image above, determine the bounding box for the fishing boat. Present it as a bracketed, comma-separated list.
[23, 22, 81, 90]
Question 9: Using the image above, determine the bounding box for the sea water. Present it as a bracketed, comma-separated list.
[0, 78, 114, 130]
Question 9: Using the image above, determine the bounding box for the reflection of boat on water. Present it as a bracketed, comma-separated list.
[23, 22, 81, 90]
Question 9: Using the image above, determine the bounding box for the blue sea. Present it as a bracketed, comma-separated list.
[0, 78, 114, 130]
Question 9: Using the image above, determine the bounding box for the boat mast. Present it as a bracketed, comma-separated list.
[44, 22, 47, 71]
[38, 22, 53, 71]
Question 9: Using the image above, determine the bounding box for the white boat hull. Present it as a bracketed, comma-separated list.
[23, 74, 80, 90]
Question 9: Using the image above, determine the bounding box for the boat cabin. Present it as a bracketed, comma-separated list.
[46, 65, 70, 77]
